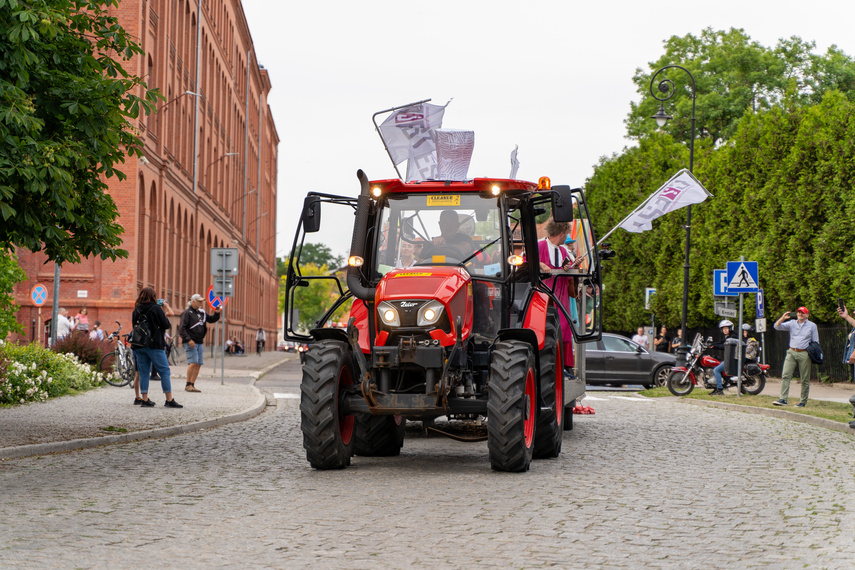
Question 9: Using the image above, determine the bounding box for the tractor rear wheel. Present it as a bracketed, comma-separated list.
[299, 340, 355, 469]
[353, 415, 405, 456]
[533, 309, 563, 459]
[487, 341, 536, 472]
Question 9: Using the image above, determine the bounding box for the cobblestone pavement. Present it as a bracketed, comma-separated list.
[1, 381, 854, 567]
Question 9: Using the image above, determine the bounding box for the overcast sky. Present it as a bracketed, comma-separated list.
[240, 0, 855, 260]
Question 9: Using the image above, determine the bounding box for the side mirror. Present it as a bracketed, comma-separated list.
[551, 185, 576, 222]
[302, 195, 321, 233]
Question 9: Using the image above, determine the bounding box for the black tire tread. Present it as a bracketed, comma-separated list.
[487, 341, 536, 472]
[353, 415, 405, 457]
[299, 340, 354, 469]
[533, 309, 563, 459]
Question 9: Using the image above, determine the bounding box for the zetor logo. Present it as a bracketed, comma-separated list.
[399, 302, 418, 308]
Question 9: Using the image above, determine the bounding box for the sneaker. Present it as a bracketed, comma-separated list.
[164, 399, 183, 409]
[134, 397, 143, 405]
[795, 402, 805, 408]
[772, 399, 787, 406]
[140, 399, 156, 407]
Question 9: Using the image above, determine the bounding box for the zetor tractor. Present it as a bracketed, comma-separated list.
[284, 170, 603, 472]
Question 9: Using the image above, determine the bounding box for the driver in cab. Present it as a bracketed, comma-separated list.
[432, 209, 475, 249]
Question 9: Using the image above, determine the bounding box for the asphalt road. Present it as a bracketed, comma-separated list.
[1, 358, 853, 568]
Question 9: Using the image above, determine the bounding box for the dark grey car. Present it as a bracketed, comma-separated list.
[585, 333, 675, 388]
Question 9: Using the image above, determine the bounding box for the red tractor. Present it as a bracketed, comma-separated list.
[284, 171, 603, 471]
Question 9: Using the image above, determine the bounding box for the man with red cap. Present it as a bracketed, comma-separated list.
[772, 306, 819, 407]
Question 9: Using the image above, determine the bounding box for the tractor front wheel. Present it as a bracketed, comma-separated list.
[299, 340, 355, 469]
[487, 341, 537, 472]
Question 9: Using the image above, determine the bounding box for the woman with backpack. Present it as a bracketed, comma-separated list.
[132, 287, 182, 408]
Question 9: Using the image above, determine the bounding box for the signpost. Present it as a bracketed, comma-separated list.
[211, 248, 239, 384]
[724, 258, 760, 394]
[31, 284, 47, 345]
[713, 269, 738, 297]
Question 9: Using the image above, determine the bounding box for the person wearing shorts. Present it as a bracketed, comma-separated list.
[178, 293, 220, 392]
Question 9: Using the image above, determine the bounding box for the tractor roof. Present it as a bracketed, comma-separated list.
[369, 178, 540, 194]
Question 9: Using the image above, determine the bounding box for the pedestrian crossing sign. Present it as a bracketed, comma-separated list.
[726, 261, 759, 293]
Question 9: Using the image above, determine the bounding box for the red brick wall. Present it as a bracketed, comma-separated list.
[11, 0, 279, 348]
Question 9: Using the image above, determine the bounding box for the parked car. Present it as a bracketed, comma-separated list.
[585, 333, 675, 389]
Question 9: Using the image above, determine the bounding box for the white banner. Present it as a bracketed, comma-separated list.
[619, 169, 712, 233]
[378, 103, 447, 165]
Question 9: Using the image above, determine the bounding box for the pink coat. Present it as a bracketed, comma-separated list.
[538, 239, 575, 366]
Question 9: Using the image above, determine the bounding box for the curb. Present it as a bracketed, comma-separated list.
[680, 398, 855, 435]
[0, 387, 269, 462]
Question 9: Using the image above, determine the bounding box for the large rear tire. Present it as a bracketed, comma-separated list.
[353, 415, 405, 456]
[487, 341, 537, 472]
[666, 369, 695, 396]
[533, 309, 563, 459]
[300, 340, 355, 469]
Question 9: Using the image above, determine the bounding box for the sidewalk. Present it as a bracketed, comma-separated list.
[0, 351, 298, 460]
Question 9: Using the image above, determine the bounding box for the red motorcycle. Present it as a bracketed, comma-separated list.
[666, 333, 768, 396]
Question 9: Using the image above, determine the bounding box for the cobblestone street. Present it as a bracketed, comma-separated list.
[1, 368, 853, 567]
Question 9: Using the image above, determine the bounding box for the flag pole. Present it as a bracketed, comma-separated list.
[372, 99, 431, 181]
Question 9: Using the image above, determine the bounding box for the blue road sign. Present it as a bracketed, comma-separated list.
[726, 261, 759, 293]
[207, 284, 227, 310]
[31, 284, 48, 307]
[713, 270, 737, 297]
[756, 288, 764, 319]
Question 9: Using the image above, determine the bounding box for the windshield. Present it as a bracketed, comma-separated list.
[374, 193, 504, 278]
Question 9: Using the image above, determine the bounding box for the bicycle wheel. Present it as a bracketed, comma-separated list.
[119, 348, 136, 387]
[100, 351, 129, 387]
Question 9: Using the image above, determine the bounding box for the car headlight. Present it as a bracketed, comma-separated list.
[417, 300, 445, 327]
[377, 302, 400, 326]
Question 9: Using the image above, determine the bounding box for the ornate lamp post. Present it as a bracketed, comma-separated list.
[649, 65, 696, 359]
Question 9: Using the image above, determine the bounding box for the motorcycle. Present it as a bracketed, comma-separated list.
[666, 333, 769, 396]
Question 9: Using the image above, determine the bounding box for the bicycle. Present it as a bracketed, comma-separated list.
[99, 321, 136, 387]
[167, 335, 181, 366]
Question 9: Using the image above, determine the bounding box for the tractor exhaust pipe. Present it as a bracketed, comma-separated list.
[347, 170, 375, 302]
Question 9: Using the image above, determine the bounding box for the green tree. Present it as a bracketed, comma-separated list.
[287, 243, 345, 270]
[626, 28, 855, 145]
[278, 263, 349, 333]
[0, 250, 26, 338]
[0, 0, 161, 264]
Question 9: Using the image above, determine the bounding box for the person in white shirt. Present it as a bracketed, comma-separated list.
[631, 326, 649, 349]
[56, 308, 74, 340]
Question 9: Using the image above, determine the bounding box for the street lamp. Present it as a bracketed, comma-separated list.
[649, 64, 696, 361]
[157, 90, 201, 114]
[205, 152, 238, 192]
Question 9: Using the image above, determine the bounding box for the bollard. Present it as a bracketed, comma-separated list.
[849, 394, 855, 429]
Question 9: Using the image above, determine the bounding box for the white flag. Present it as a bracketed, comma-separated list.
[509, 145, 520, 179]
[619, 169, 712, 233]
[378, 103, 447, 165]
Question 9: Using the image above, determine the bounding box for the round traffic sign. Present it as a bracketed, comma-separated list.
[207, 284, 228, 310]
[31, 284, 48, 307]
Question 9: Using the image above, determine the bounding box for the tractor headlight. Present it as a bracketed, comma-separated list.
[377, 302, 400, 326]
[417, 300, 445, 327]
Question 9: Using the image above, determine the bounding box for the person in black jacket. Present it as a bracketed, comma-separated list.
[710, 319, 737, 396]
[133, 287, 182, 408]
[179, 293, 221, 392]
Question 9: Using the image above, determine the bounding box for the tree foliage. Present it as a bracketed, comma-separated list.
[283, 243, 345, 274]
[278, 263, 349, 333]
[0, 250, 26, 338]
[589, 91, 855, 330]
[626, 28, 855, 145]
[0, 0, 161, 263]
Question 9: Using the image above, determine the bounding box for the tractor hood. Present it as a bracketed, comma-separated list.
[376, 266, 471, 302]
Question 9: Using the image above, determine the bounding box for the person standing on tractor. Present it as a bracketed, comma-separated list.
[537, 219, 576, 374]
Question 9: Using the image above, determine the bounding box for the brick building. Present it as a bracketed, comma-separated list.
[13, 0, 280, 350]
